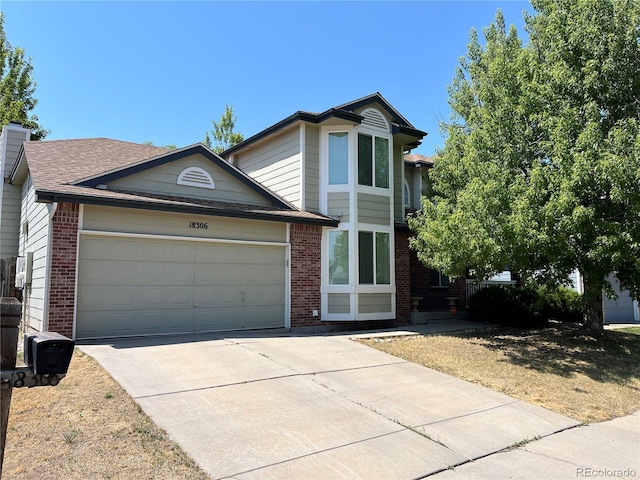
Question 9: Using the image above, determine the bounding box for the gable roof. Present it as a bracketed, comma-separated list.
[404, 153, 434, 168]
[13, 138, 338, 227]
[222, 92, 427, 157]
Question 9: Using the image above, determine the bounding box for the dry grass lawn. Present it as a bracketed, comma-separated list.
[3, 350, 209, 480]
[359, 322, 640, 424]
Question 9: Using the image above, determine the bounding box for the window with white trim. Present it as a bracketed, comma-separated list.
[328, 132, 349, 185]
[328, 230, 349, 285]
[358, 134, 389, 188]
[358, 231, 390, 285]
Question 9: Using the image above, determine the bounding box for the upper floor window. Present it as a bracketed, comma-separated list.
[358, 134, 389, 189]
[328, 132, 349, 185]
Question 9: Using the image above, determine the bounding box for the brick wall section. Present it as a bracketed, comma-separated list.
[409, 243, 467, 312]
[289, 223, 325, 328]
[395, 230, 411, 324]
[47, 202, 79, 337]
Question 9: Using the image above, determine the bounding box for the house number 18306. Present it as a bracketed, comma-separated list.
[189, 222, 208, 229]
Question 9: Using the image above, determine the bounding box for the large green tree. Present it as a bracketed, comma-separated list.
[0, 13, 47, 140]
[203, 105, 244, 154]
[409, 0, 640, 335]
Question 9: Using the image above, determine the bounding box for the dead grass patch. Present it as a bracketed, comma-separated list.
[4, 350, 209, 480]
[359, 322, 640, 424]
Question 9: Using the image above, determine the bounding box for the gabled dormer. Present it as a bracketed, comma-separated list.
[221, 93, 426, 220]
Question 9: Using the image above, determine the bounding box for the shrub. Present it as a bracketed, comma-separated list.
[468, 284, 583, 328]
[468, 285, 547, 328]
[536, 285, 583, 323]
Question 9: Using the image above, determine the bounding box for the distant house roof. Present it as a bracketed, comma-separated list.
[12, 138, 338, 227]
[404, 153, 434, 168]
[222, 92, 427, 157]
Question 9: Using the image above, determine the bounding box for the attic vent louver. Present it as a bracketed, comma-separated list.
[177, 167, 216, 189]
[361, 108, 390, 132]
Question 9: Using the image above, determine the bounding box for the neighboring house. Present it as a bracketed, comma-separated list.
[603, 275, 640, 324]
[0, 93, 465, 340]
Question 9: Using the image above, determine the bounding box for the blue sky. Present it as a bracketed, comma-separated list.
[3, 1, 532, 156]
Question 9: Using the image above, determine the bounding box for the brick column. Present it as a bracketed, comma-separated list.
[290, 223, 324, 328]
[47, 202, 79, 337]
[395, 230, 411, 324]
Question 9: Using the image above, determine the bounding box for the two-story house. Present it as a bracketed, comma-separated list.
[1, 93, 465, 340]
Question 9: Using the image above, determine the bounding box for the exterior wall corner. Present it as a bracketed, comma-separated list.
[46, 202, 79, 337]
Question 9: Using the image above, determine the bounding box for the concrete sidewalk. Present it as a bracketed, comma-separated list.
[78, 321, 637, 479]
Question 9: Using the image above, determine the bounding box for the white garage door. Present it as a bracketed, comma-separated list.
[76, 235, 286, 339]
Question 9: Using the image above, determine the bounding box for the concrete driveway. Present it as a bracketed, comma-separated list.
[79, 324, 581, 479]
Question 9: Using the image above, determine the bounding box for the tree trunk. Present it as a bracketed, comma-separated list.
[581, 273, 605, 337]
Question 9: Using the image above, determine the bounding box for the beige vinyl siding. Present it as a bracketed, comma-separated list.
[393, 144, 404, 221]
[20, 174, 51, 331]
[0, 183, 21, 258]
[358, 293, 392, 314]
[304, 126, 320, 212]
[107, 153, 271, 206]
[357, 193, 390, 225]
[234, 128, 302, 207]
[82, 205, 286, 242]
[328, 293, 350, 314]
[1, 127, 29, 176]
[82, 205, 286, 243]
[0, 128, 30, 258]
[327, 192, 350, 223]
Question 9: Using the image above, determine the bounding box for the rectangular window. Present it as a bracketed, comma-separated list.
[375, 137, 389, 188]
[329, 230, 349, 284]
[329, 132, 349, 185]
[430, 269, 449, 288]
[357, 134, 372, 186]
[375, 232, 390, 284]
[358, 133, 389, 188]
[358, 231, 390, 285]
[358, 232, 374, 284]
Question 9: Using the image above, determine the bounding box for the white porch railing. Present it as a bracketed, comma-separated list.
[465, 279, 517, 304]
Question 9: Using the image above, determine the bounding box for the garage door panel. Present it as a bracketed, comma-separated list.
[140, 287, 163, 306]
[109, 287, 136, 306]
[77, 236, 286, 338]
[111, 262, 136, 282]
[168, 288, 192, 307]
[167, 242, 195, 262]
[111, 312, 134, 331]
[220, 287, 241, 304]
[195, 244, 219, 263]
[161, 310, 194, 331]
[113, 239, 141, 260]
[164, 264, 194, 284]
[77, 286, 103, 307]
[243, 307, 282, 328]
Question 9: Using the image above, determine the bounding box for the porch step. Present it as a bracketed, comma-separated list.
[411, 310, 468, 325]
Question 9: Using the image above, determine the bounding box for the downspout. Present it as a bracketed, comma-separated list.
[42, 201, 58, 331]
